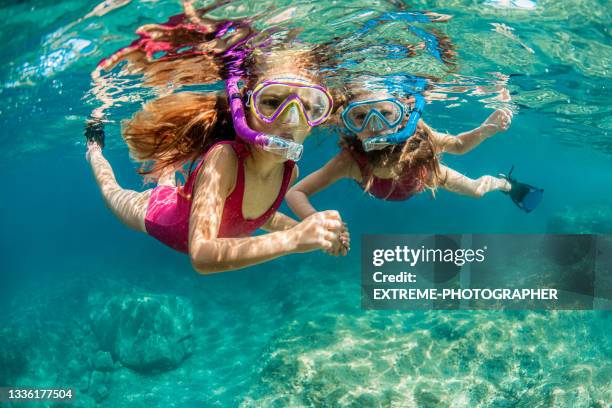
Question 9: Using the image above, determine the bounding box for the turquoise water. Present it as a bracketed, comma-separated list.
[1, 0, 611, 407]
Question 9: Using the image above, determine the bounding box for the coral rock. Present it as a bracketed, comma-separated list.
[90, 293, 194, 373]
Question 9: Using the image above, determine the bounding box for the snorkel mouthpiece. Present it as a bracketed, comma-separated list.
[226, 76, 304, 161]
[262, 136, 304, 161]
[363, 136, 393, 151]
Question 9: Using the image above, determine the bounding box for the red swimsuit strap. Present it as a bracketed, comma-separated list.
[222, 143, 248, 218]
[181, 141, 247, 198]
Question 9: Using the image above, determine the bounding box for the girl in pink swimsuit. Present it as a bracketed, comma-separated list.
[86, 48, 346, 273]
[287, 85, 514, 232]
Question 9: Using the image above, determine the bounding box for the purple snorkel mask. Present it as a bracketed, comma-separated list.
[226, 76, 333, 162]
[249, 78, 333, 127]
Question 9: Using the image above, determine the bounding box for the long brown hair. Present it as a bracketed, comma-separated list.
[340, 120, 444, 195]
[121, 92, 233, 179]
[94, 11, 248, 182]
[120, 47, 323, 181]
[110, 6, 324, 182]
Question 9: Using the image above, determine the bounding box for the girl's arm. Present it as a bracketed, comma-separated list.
[261, 212, 299, 232]
[187, 144, 344, 274]
[286, 150, 355, 219]
[430, 108, 513, 155]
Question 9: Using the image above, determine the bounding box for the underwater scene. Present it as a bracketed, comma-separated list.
[0, 0, 611, 407]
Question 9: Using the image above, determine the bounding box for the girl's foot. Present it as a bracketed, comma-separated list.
[499, 166, 544, 213]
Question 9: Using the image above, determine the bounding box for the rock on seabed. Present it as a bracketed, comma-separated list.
[89, 292, 194, 373]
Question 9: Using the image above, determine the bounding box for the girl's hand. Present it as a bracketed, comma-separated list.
[291, 210, 344, 253]
[482, 108, 513, 135]
[325, 222, 350, 257]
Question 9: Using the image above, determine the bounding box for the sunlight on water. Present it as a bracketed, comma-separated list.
[0, 0, 611, 407]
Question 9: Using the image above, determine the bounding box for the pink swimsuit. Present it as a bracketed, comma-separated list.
[344, 146, 426, 201]
[144, 141, 295, 253]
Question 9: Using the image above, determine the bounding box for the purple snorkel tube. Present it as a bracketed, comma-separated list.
[226, 76, 267, 147]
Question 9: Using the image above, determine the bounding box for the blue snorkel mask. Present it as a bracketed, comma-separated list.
[341, 76, 427, 151]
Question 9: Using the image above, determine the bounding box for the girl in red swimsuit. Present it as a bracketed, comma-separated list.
[286, 86, 514, 243]
[86, 47, 346, 273]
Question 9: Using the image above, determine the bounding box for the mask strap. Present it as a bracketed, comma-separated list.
[244, 90, 252, 106]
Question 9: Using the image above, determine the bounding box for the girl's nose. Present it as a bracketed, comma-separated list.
[367, 115, 384, 131]
[280, 104, 303, 126]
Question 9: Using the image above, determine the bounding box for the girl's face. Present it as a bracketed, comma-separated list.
[342, 90, 406, 142]
[247, 73, 322, 146]
[246, 50, 330, 149]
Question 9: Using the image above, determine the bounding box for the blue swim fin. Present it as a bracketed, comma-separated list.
[502, 166, 544, 213]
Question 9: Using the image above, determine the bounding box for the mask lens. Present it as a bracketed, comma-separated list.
[346, 105, 370, 129]
[254, 84, 292, 118]
[298, 88, 330, 123]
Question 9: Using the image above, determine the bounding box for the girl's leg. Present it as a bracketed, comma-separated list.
[87, 145, 151, 232]
[439, 165, 510, 198]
